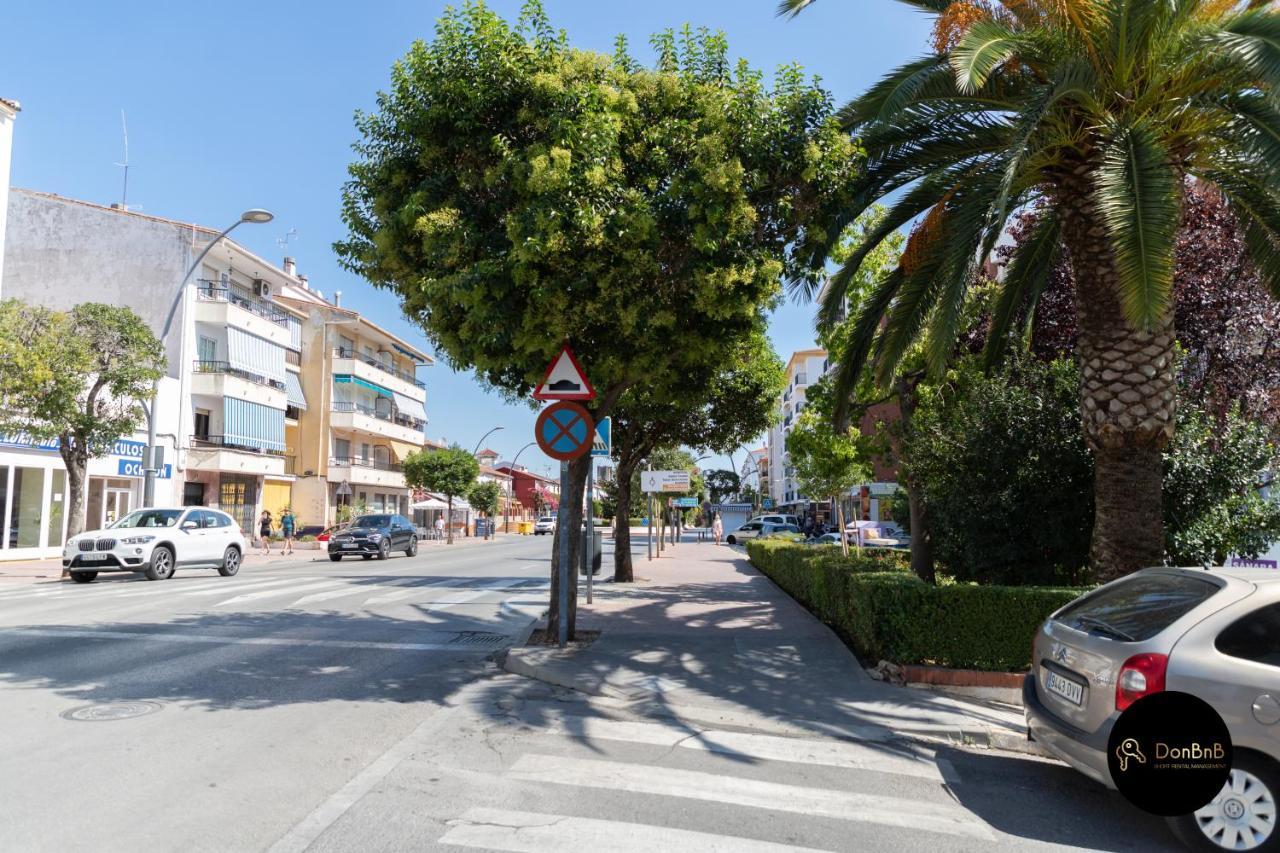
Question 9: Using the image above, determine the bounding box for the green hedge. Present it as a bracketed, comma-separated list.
[746, 541, 1083, 671]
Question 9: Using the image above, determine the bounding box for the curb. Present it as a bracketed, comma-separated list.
[502, 648, 1046, 756]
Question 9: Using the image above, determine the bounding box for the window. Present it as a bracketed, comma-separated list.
[8, 467, 46, 548]
[198, 336, 217, 363]
[47, 470, 67, 547]
[214, 511, 234, 528]
[360, 443, 371, 463]
[1054, 572, 1221, 642]
[334, 439, 350, 460]
[194, 410, 211, 441]
[1216, 603, 1280, 668]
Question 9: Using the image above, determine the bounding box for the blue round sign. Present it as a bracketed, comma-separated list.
[536, 402, 595, 461]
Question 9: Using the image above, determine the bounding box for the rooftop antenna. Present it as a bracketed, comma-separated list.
[276, 227, 299, 251]
[114, 110, 130, 210]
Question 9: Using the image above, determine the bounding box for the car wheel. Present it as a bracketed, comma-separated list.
[1168, 752, 1280, 852]
[218, 546, 241, 577]
[329, 554, 342, 562]
[70, 571, 97, 584]
[144, 545, 175, 581]
[406, 537, 417, 557]
[726, 536, 736, 545]
[377, 540, 390, 561]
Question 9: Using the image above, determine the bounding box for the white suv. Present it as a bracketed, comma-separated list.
[534, 516, 557, 535]
[63, 507, 246, 583]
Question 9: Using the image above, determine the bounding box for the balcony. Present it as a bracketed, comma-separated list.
[327, 455, 406, 489]
[331, 347, 426, 402]
[191, 361, 288, 409]
[187, 435, 289, 477]
[194, 283, 292, 348]
[285, 349, 301, 367]
[330, 402, 425, 445]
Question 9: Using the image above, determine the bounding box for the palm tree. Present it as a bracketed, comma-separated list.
[781, 0, 1280, 581]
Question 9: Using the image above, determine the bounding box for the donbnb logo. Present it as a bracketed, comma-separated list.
[1115, 738, 1146, 772]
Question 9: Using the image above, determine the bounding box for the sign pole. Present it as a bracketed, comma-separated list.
[557, 460, 570, 648]
[647, 493, 653, 562]
[586, 461, 594, 604]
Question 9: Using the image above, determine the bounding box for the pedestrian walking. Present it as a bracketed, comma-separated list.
[279, 507, 296, 556]
[434, 515, 445, 541]
[258, 510, 273, 556]
[711, 514, 723, 546]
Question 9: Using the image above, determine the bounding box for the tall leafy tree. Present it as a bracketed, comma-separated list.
[782, 0, 1280, 581]
[0, 300, 163, 542]
[338, 2, 859, 634]
[785, 408, 871, 556]
[402, 446, 479, 544]
[468, 480, 502, 540]
[704, 470, 741, 504]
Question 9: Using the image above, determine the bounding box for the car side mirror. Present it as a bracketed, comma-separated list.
[181, 520, 199, 531]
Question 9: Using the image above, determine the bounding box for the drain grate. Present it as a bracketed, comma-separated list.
[448, 632, 509, 649]
[61, 701, 162, 722]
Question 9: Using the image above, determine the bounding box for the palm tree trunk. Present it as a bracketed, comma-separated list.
[1059, 185, 1176, 582]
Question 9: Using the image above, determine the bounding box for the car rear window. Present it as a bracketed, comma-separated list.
[1216, 602, 1280, 668]
[1054, 572, 1222, 642]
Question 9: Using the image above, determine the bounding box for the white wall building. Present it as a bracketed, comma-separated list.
[765, 348, 829, 515]
[0, 97, 18, 294]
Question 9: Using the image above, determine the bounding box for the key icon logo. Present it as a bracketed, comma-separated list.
[1116, 738, 1146, 772]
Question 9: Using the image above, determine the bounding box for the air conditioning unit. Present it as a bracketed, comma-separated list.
[254, 279, 272, 299]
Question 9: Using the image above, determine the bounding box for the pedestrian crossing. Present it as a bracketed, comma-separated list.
[433, 705, 1004, 853]
[0, 572, 550, 617]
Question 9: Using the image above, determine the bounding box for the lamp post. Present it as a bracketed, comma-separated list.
[504, 440, 536, 535]
[143, 209, 273, 507]
[471, 425, 504, 456]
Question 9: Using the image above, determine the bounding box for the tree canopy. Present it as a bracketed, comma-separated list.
[403, 446, 479, 544]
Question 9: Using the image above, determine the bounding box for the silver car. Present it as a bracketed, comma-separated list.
[1025, 567, 1280, 851]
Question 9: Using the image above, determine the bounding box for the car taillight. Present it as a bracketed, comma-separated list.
[1115, 653, 1167, 711]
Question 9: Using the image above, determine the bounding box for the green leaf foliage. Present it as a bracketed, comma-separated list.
[467, 479, 502, 518]
[403, 445, 479, 502]
[747, 540, 1083, 671]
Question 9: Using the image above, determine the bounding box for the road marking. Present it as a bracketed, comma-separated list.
[0, 626, 509, 652]
[518, 715, 946, 782]
[504, 754, 994, 841]
[439, 807, 834, 853]
[176, 576, 317, 597]
[289, 585, 388, 607]
[214, 579, 344, 607]
[267, 682, 492, 853]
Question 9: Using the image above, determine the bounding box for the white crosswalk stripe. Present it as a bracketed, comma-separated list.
[177, 576, 317, 597]
[513, 714, 949, 782]
[214, 579, 346, 607]
[440, 807, 835, 853]
[503, 753, 994, 841]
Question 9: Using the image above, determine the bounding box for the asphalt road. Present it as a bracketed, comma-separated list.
[0, 536, 1180, 852]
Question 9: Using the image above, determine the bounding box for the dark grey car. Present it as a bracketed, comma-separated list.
[1025, 567, 1280, 851]
[328, 514, 418, 561]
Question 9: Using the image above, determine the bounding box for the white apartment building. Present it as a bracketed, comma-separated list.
[1, 189, 311, 545]
[766, 348, 830, 515]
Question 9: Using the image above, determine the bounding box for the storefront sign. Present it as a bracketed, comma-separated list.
[118, 459, 171, 479]
[0, 434, 149, 460]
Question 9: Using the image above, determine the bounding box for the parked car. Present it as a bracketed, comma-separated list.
[63, 507, 245, 582]
[751, 514, 801, 528]
[534, 516, 557, 535]
[760, 522, 802, 538]
[812, 532, 844, 546]
[1025, 566, 1280, 851]
[726, 520, 764, 545]
[327, 514, 419, 561]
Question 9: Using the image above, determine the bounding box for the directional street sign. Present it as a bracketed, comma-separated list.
[591, 416, 611, 457]
[535, 401, 596, 461]
[641, 470, 692, 493]
[672, 496, 699, 507]
[533, 344, 596, 401]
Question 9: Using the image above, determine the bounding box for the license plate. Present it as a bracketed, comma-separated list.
[79, 552, 107, 562]
[1045, 670, 1085, 705]
[341, 543, 357, 549]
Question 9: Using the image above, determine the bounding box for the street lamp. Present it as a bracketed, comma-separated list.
[142, 208, 274, 507]
[471, 425, 504, 456]
[504, 440, 536, 534]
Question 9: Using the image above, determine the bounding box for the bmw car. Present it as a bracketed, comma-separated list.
[328, 514, 418, 561]
[63, 507, 245, 582]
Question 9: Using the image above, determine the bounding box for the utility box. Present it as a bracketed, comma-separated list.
[580, 531, 602, 576]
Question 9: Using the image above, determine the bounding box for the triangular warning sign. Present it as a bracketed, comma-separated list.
[533, 345, 596, 401]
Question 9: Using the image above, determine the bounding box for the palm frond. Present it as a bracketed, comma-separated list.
[1200, 165, 1280, 296]
[836, 56, 950, 130]
[1094, 122, 1180, 329]
[776, 0, 951, 18]
[951, 19, 1024, 92]
[1208, 9, 1280, 89]
[829, 267, 906, 426]
[983, 210, 1061, 368]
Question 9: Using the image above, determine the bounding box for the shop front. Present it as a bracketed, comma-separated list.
[0, 434, 171, 560]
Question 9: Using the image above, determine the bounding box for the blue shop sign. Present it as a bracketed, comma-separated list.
[118, 459, 171, 479]
[0, 434, 148, 459]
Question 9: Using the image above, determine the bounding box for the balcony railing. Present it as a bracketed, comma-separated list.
[331, 401, 426, 432]
[329, 455, 402, 473]
[190, 435, 286, 457]
[193, 360, 287, 392]
[284, 349, 301, 367]
[196, 282, 290, 327]
[331, 347, 425, 389]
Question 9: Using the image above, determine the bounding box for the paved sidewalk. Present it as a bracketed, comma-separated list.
[0, 532, 513, 584]
[505, 539, 1034, 752]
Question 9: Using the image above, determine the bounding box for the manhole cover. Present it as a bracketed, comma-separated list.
[449, 632, 509, 649]
[61, 701, 162, 722]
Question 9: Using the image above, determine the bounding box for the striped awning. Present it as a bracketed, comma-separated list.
[333, 374, 392, 396]
[224, 398, 285, 452]
[228, 328, 286, 384]
[284, 372, 307, 411]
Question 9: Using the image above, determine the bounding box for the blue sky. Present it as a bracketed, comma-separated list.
[4, 0, 929, 479]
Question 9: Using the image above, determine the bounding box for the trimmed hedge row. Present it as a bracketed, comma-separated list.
[746, 540, 1084, 672]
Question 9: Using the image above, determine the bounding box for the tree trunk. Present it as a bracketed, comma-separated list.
[612, 459, 638, 582]
[547, 455, 590, 641]
[446, 496, 454, 544]
[835, 494, 849, 557]
[1058, 180, 1176, 582]
[895, 375, 935, 584]
[61, 442, 87, 580]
